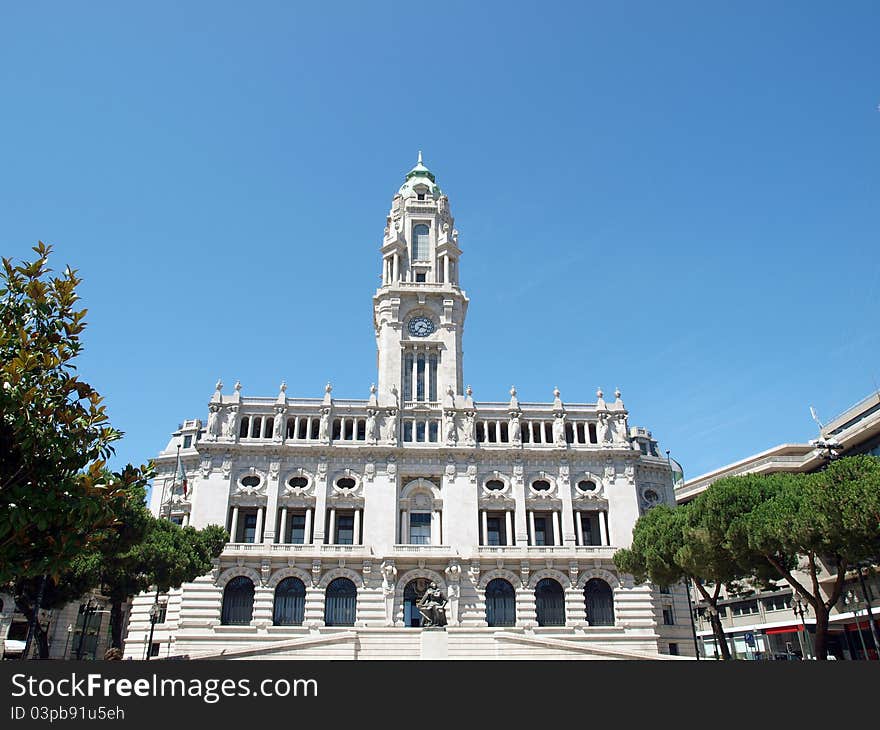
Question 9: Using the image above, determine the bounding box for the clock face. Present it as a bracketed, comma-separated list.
[408, 316, 435, 337]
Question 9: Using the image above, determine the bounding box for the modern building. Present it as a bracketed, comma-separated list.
[678, 390, 880, 659]
[122, 155, 691, 660]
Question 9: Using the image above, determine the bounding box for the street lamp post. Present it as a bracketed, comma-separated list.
[62, 624, 73, 660]
[791, 593, 811, 659]
[844, 589, 869, 660]
[145, 593, 161, 661]
[75, 599, 101, 660]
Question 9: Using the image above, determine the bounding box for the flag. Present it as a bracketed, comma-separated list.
[669, 457, 684, 489]
[176, 458, 188, 498]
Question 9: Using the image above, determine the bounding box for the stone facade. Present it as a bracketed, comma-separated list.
[123, 156, 690, 660]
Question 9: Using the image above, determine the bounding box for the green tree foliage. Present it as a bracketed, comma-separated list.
[615, 503, 748, 660]
[682, 456, 880, 660]
[70, 485, 227, 649]
[723, 456, 880, 660]
[0, 243, 152, 582]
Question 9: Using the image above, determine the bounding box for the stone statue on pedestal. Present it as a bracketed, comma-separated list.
[417, 582, 448, 628]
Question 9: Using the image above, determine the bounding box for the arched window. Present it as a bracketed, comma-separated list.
[403, 578, 430, 627]
[535, 578, 565, 627]
[485, 578, 516, 627]
[324, 578, 357, 626]
[412, 224, 430, 260]
[221, 576, 254, 625]
[584, 578, 614, 626]
[273, 577, 306, 626]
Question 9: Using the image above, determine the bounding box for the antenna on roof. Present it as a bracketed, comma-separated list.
[809, 405, 825, 436]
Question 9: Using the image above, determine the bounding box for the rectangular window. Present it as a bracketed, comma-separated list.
[150, 643, 160, 657]
[403, 421, 413, 442]
[242, 513, 257, 543]
[336, 514, 354, 545]
[580, 512, 600, 546]
[415, 272, 426, 282]
[403, 353, 413, 401]
[290, 513, 306, 544]
[659, 584, 671, 594]
[662, 607, 675, 625]
[413, 224, 430, 260]
[428, 421, 438, 442]
[668, 643, 679, 656]
[762, 594, 792, 612]
[486, 516, 506, 546]
[416, 421, 426, 442]
[731, 600, 759, 617]
[183, 435, 192, 448]
[533, 516, 548, 546]
[156, 604, 168, 624]
[428, 355, 438, 401]
[416, 356, 425, 401]
[409, 513, 431, 545]
[169, 515, 184, 526]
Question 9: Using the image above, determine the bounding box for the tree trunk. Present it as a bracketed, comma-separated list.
[709, 611, 732, 660]
[109, 599, 125, 650]
[693, 581, 733, 660]
[813, 602, 829, 660]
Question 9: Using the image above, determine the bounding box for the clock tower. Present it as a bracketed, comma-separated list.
[373, 154, 469, 406]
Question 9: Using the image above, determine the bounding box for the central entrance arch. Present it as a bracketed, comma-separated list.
[403, 578, 431, 627]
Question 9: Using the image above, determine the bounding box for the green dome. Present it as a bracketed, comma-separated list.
[398, 152, 442, 198]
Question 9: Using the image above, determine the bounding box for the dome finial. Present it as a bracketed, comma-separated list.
[418, 150, 423, 164]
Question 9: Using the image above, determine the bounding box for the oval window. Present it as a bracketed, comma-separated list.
[532, 479, 551, 492]
[288, 476, 308, 489]
[241, 476, 260, 488]
[337, 477, 356, 491]
[577, 479, 596, 493]
[486, 479, 505, 491]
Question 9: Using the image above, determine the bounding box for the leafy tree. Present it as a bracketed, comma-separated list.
[8, 570, 96, 659]
[90, 519, 227, 649]
[722, 456, 880, 660]
[614, 503, 752, 660]
[0, 243, 152, 582]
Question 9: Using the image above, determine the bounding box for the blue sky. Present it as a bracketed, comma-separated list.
[1, 2, 878, 481]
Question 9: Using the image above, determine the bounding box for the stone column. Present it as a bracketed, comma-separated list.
[505, 511, 513, 546]
[431, 510, 440, 545]
[480, 510, 488, 546]
[304, 585, 325, 627]
[252, 583, 273, 628]
[229, 506, 239, 543]
[516, 585, 537, 628]
[305, 508, 313, 544]
[599, 510, 609, 546]
[528, 511, 536, 546]
[575, 511, 583, 546]
[353, 508, 361, 545]
[512, 471, 528, 546]
[264, 464, 281, 544]
[278, 508, 288, 545]
[552, 511, 561, 546]
[254, 507, 264, 543]
[312, 466, 329, 544]
[327, 508, 336, 545]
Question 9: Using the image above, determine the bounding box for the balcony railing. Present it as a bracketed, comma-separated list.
[392, 544, 454, 555]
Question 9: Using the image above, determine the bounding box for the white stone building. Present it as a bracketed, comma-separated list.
[123, 156, 690, 660]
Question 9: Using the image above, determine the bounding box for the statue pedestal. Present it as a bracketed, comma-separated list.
[420, 628, 448, 660]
